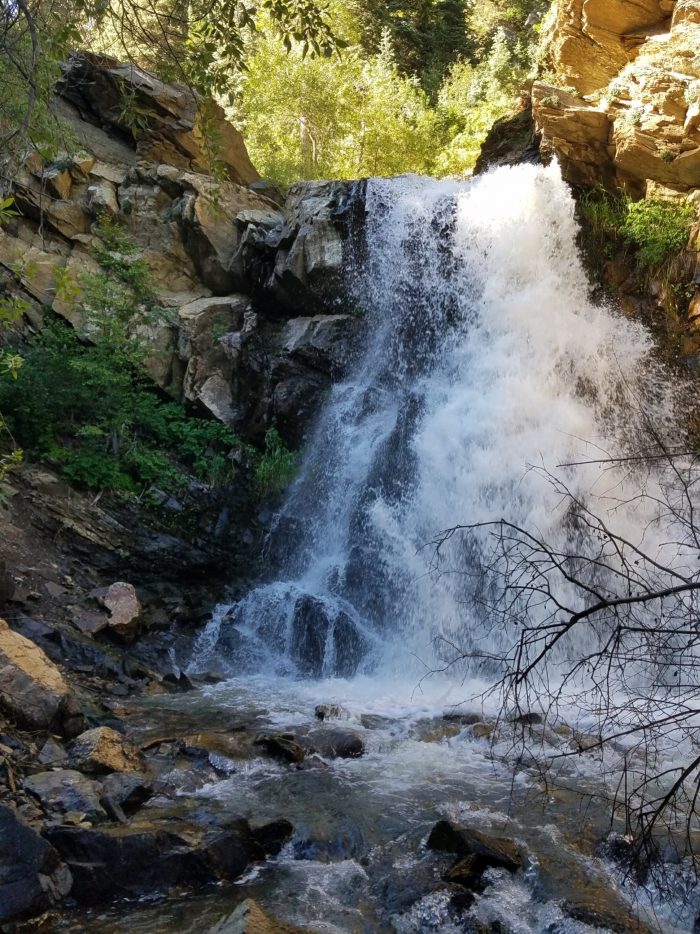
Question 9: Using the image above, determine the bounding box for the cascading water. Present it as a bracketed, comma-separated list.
[104, 162, 700, 934]
[193, 161, 676, 691]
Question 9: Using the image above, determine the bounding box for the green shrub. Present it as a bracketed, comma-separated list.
[621, 199, 694, 269]
[255, 428, 297, 496]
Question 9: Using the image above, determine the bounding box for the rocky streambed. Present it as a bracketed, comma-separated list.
[4, 658, 696, 934]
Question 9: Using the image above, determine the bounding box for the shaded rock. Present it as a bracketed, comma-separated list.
[70, 726, 147, 774]
[0, 803, 72, 924]
[442, 711, 482, 726]
[307, 727, 365, 759]
[251, 819, 294, 857]
[511, 712, 543, 726]
[24, 769, 106, 822]
[209, 898, 310, 934]
[474, 103, 541, 174]
[427, 820, 524, 873]
[254, 733, 305, 765]
[44, 823, 254, 904]
[0, 560, 15, 610]
[90, 582, 142, 641]
[0, 618, 84, 736]
[289, 594, 367, 678]
[101, 771, 153, 814]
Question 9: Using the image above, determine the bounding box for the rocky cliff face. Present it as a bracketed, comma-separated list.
[1, 51, 363, 450]
[534, 0, 700, 195]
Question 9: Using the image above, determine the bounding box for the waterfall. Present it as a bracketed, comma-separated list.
[194, 162, 680, 689]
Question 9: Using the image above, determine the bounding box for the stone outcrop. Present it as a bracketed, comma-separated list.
[534, 0, 700, 194]
[0, 618, 83, 735]
[69, 726, 147, 775]
[2, 54, 362, 448]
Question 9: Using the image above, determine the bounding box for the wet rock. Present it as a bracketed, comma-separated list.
[255, 733, 305, 765]
[471, 722, 496, 739]
[442, 711, 482, 726]
[24, 769, 106, 822]
[314, 703, 350, 721]
[90, 582, 142, 641]
[44, 821, 259, 904]
[180, 730, 258, 762]
[510, 712, 543, 726]
[0, 618, 84, 736]
[307, 727, 365, 759]
[251, 818, 294, 857]
[289, 594, 367, 678]
[69, 726, 147, 774]
[209, 898, 309, 934]
[360, 714, 394, 730]
[427, 820, 524, 873]
[411, 718, 462, 744]
[570, 731, 602, 753]
[0, 803, 73, 924]
[101, 771, 153, 814]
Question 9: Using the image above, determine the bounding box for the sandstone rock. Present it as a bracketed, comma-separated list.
[24, 769, 106, 821]
[209, 898, 309, 934]
[426, 820, 524, 873]
[87, 178, 119, 215]
[60, 52, 259, 185]
[0, 618, 83, 735]
[90, 581, 141, 640]
[69, 726, 147, 774]
[0, 803, 72, 924]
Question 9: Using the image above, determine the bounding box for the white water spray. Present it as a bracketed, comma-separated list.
[194, 162, 679, 687]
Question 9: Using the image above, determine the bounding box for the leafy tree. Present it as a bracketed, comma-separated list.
[237, 23, 439, 182]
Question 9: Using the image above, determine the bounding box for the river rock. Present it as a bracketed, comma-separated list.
[427, 820, 524, 873]
[101, 771, 153, 814]
[307, 727, 365, 759]
[289, 594, 367, 678]
[209, 898, 310, 934]
[69, 726, 146, 774]
[251, 819, 294, 857]
[0, 618, 84, 735]
[314, 704, 350, 721]
[90, 582, 142, 641]
[0, 803, 73, 924]
[44, 822, 257, 904]
[254, 733, 305, 765]
[24, 769, 106, 822]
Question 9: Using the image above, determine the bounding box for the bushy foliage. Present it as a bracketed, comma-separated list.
[255, 428, 297, 496]
[579, 189, 695, 271]
[237, 3, 541, 182]
[0, 219, 242, 497]
[621, 199, 695, 269]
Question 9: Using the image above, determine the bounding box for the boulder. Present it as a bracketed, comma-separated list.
[254, 733, 305, 765]
[69, 726, 147, 774]
[289, 594, 367, 678]
[90, 582, 141, 640]
[101, 771, 153, 814]
[251, 819, 294, 857]
[0, 803, 72, 924]
[306, 727, 365, 760]
[44, 822, 258, 904]
[0, 618, 83, 735]
[426, 820, 524, 873]
[24, 769, 106, 822]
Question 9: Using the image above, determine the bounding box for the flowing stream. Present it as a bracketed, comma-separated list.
[64, 164, 700, 931]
